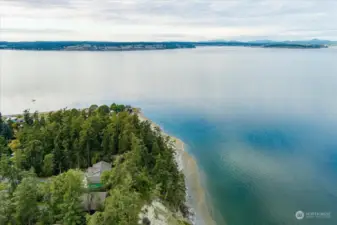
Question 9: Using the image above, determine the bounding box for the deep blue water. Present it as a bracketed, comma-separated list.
[2, 47, 337, 225]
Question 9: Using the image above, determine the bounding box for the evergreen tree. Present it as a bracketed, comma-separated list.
[43, 153, 54, 176]
[0, 104, 188, 224]
[0, 189, 14, 225]
[13, 177, 39, 225]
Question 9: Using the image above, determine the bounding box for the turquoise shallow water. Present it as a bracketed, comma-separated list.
[143, 108, 337, 225]
[2, 47, 337, 225]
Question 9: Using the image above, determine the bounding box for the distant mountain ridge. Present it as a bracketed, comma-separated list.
[283, 39, 337, 45]
[208, 39, 337, 45]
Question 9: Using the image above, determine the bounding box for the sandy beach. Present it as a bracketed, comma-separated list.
[138, 112, 217, 225]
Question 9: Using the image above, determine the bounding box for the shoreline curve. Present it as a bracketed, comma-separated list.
[138, 112, 217, 225]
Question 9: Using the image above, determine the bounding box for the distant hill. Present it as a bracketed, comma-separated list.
[194, 40, 329, 48]
[247, 40, 274, 44]
[283, 39, 337, 45]
[0, 39, 334, 51]
[208, 39, 336, 46]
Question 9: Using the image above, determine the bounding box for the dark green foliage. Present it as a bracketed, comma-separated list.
[94, 186, 141, 225]
[0, 104, 187, 225]
[0, 137, 10, 156]
[13, 177, 39, 225]
[110, 103, 127, 113]
[0, 113, 13, 140]
[97, 105, 110, 116]
[43, 153, 54, 176]
[0, 123, 13, 140]
[0, 189, 14, 224]
[23, 109, 34, 126]
[50, 170, 85, 225]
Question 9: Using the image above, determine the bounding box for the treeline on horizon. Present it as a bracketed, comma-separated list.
[0, 104, 188, 225]
[0, 41, 196, 50]
[0, 40, 331, 50]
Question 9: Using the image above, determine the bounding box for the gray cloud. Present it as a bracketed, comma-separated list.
[0, 28, 73, 34]
[0, 0, 336, 41]
[2, 0, 72, 8]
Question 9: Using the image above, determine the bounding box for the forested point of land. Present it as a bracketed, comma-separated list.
[0, 41, 195, 51]
[0, 40, 330, 51]
[0, 103, 188, 225]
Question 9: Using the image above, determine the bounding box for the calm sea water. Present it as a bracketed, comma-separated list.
[1, 47, 337, 225]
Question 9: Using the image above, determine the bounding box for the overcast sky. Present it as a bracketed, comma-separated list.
[0, 0, 336, 41]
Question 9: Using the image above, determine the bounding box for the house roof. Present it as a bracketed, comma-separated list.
[87, 176, 101, 184]
[86, 161, 111, 185]
[82, 192, 107, 211]
[87, 161, 111, 177]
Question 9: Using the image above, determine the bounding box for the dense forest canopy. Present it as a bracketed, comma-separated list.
[0, 104, 188, 225]
[0, 41, 196, 51]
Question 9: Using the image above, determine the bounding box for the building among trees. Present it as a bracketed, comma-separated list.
[84, 161, 111, 190]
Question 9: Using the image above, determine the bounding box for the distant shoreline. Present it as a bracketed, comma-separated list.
[0, 41, 196, 51]
[0, 41, 331, 51]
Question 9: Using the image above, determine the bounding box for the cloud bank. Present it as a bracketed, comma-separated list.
[0, 0, 336, 41]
